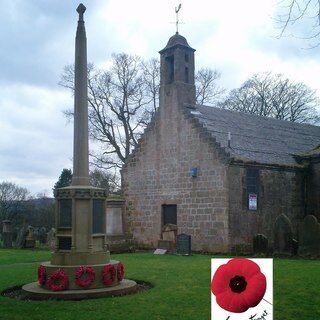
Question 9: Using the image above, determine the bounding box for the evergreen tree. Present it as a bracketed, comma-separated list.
[53, 169, 72, 192]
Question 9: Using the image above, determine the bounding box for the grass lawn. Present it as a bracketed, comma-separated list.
[0, 249, 319, 320]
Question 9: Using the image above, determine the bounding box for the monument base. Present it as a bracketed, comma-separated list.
[22, 279, 137, 300]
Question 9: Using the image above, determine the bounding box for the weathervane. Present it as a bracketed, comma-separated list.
[175, 3, 182, 34]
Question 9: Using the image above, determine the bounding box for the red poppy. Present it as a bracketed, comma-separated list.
[75, 265, 95, 288]
[102, 264, 116, 285]
[37, 265, 46, 286]
[47, 270, 69, 291]
[211, 258, 266, 313]
[117, 262, 125, 282]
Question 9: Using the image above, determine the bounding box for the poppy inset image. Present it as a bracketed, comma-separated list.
[211, 258, 266, 313]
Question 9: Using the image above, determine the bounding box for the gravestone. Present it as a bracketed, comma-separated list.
[106, 198, 124, 236]
[2, 220, 12, 248]
[46, 228, 56, 251]
[298, 215, 320, 257]
[162, 224, 177, 243]
[15, 223, 29, 248]
[176, 233, 191, 255]
[25, 226, 35, 249]
[273, 214, 293, 255]
[253, 234, 268, 255]
[38, 227, 47, 244]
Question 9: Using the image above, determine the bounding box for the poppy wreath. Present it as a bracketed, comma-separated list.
[211, 258, 266, 313]
[47, 270, 69, 291]
[75, 265, 95, 288]
[37, 265, 46, 286]
[102, 264, 116, 285]
[117, 262, 125, 281]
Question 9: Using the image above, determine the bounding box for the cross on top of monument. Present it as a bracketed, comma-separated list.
[77, 3, 86, 21]
[175, 3, 182, 34]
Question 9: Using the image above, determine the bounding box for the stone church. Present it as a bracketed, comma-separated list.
[121, 32, 320, 253]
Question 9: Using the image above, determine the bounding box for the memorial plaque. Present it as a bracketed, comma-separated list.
[58, 237, 71, 250]
[92, 199, 104, 233]
[176, 233, 191, 255]
[59, 199, 72, 227]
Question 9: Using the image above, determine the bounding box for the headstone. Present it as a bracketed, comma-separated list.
[24, 226, 35, 248]
[15, 223, 29, 248]
[273, 214, 293, 255]
[176, 233, 191, 255]
[2, 220, 12, 248]
[106, 200, 124, 236]
[158, 240, 173, 252]
[298, 215, 320, 257]
[154, 249, 167, 255]
[38, 227, 47, 244]
[253, 234, 268, 255]
[46, 228, 56, 251]
[162, 223, 177, 243]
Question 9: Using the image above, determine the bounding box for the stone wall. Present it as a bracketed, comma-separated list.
[306, 160, 320, 220]
[228, 165, 305, 252]
[122, 85, 229, 252]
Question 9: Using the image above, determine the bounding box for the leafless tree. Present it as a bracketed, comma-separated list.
[220, 72, 320, 124]
[61, 54, 223, 171]
[0, 181, 29, 222]
[195, 68, 225, 105]
[61, 53, 158, 170]
[276, 0, 320, 47]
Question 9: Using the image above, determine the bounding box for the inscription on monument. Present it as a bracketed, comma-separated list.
[93, 199, 104, 233]
[59, 199, 72, 227]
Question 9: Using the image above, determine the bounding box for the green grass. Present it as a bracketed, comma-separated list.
[0, 250, 319, 320]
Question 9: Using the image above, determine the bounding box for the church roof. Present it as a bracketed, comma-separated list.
[159, 33, 195, 53]
[188, 105, 320, 167]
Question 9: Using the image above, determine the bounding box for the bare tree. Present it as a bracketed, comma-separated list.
[0, 181, 29, 222]
[276, 0, 320, 47]
[60, 54, 224, 170]
[195, 68, 225, 105]
[61, 53, 158, 170]
[220, 72, 320, 124]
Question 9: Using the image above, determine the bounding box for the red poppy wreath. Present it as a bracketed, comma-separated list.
[47, 270, 69, 291]
[75, 265, 95, 288]
[211, 258, 266, 313]
[37, 265, 46, 286]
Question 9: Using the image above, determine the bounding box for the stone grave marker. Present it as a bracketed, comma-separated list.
[15, 223, 29, 248]
[24, 226, 35, 249]
[2, 220, 12, 248]
[298, 215, 320, 257]
[154, 249, 167, 255]
[253, 234, 268, 255]
[176, 233, 191, 255]
[46, 228, 56, 251]
[273, 214, 293, 255]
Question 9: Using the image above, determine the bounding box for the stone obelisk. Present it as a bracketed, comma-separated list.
[22, 4, 136, 299]
[72, 3, 90, 187]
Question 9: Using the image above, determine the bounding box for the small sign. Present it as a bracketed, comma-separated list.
[154, 249, 167, 255]
[176, 233, 191, 255]
[249, 193, 257, 210]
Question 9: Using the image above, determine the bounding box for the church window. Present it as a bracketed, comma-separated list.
[185, 53, 189, 62]
[185, 67, 189, 83]
[165, 55, 174, 84]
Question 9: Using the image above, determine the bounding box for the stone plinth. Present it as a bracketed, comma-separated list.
[22, 279, 137, 300]
[52, 186, 109, 266]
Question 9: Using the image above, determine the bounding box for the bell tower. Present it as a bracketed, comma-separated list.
[159, 32, 196, 106]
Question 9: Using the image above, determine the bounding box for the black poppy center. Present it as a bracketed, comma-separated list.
[229, 275, 247, 293]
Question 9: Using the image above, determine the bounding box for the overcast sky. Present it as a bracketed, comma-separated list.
[1, 0, 319, 196]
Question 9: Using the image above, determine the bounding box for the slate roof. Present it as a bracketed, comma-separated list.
[188, 105, 320, 167]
